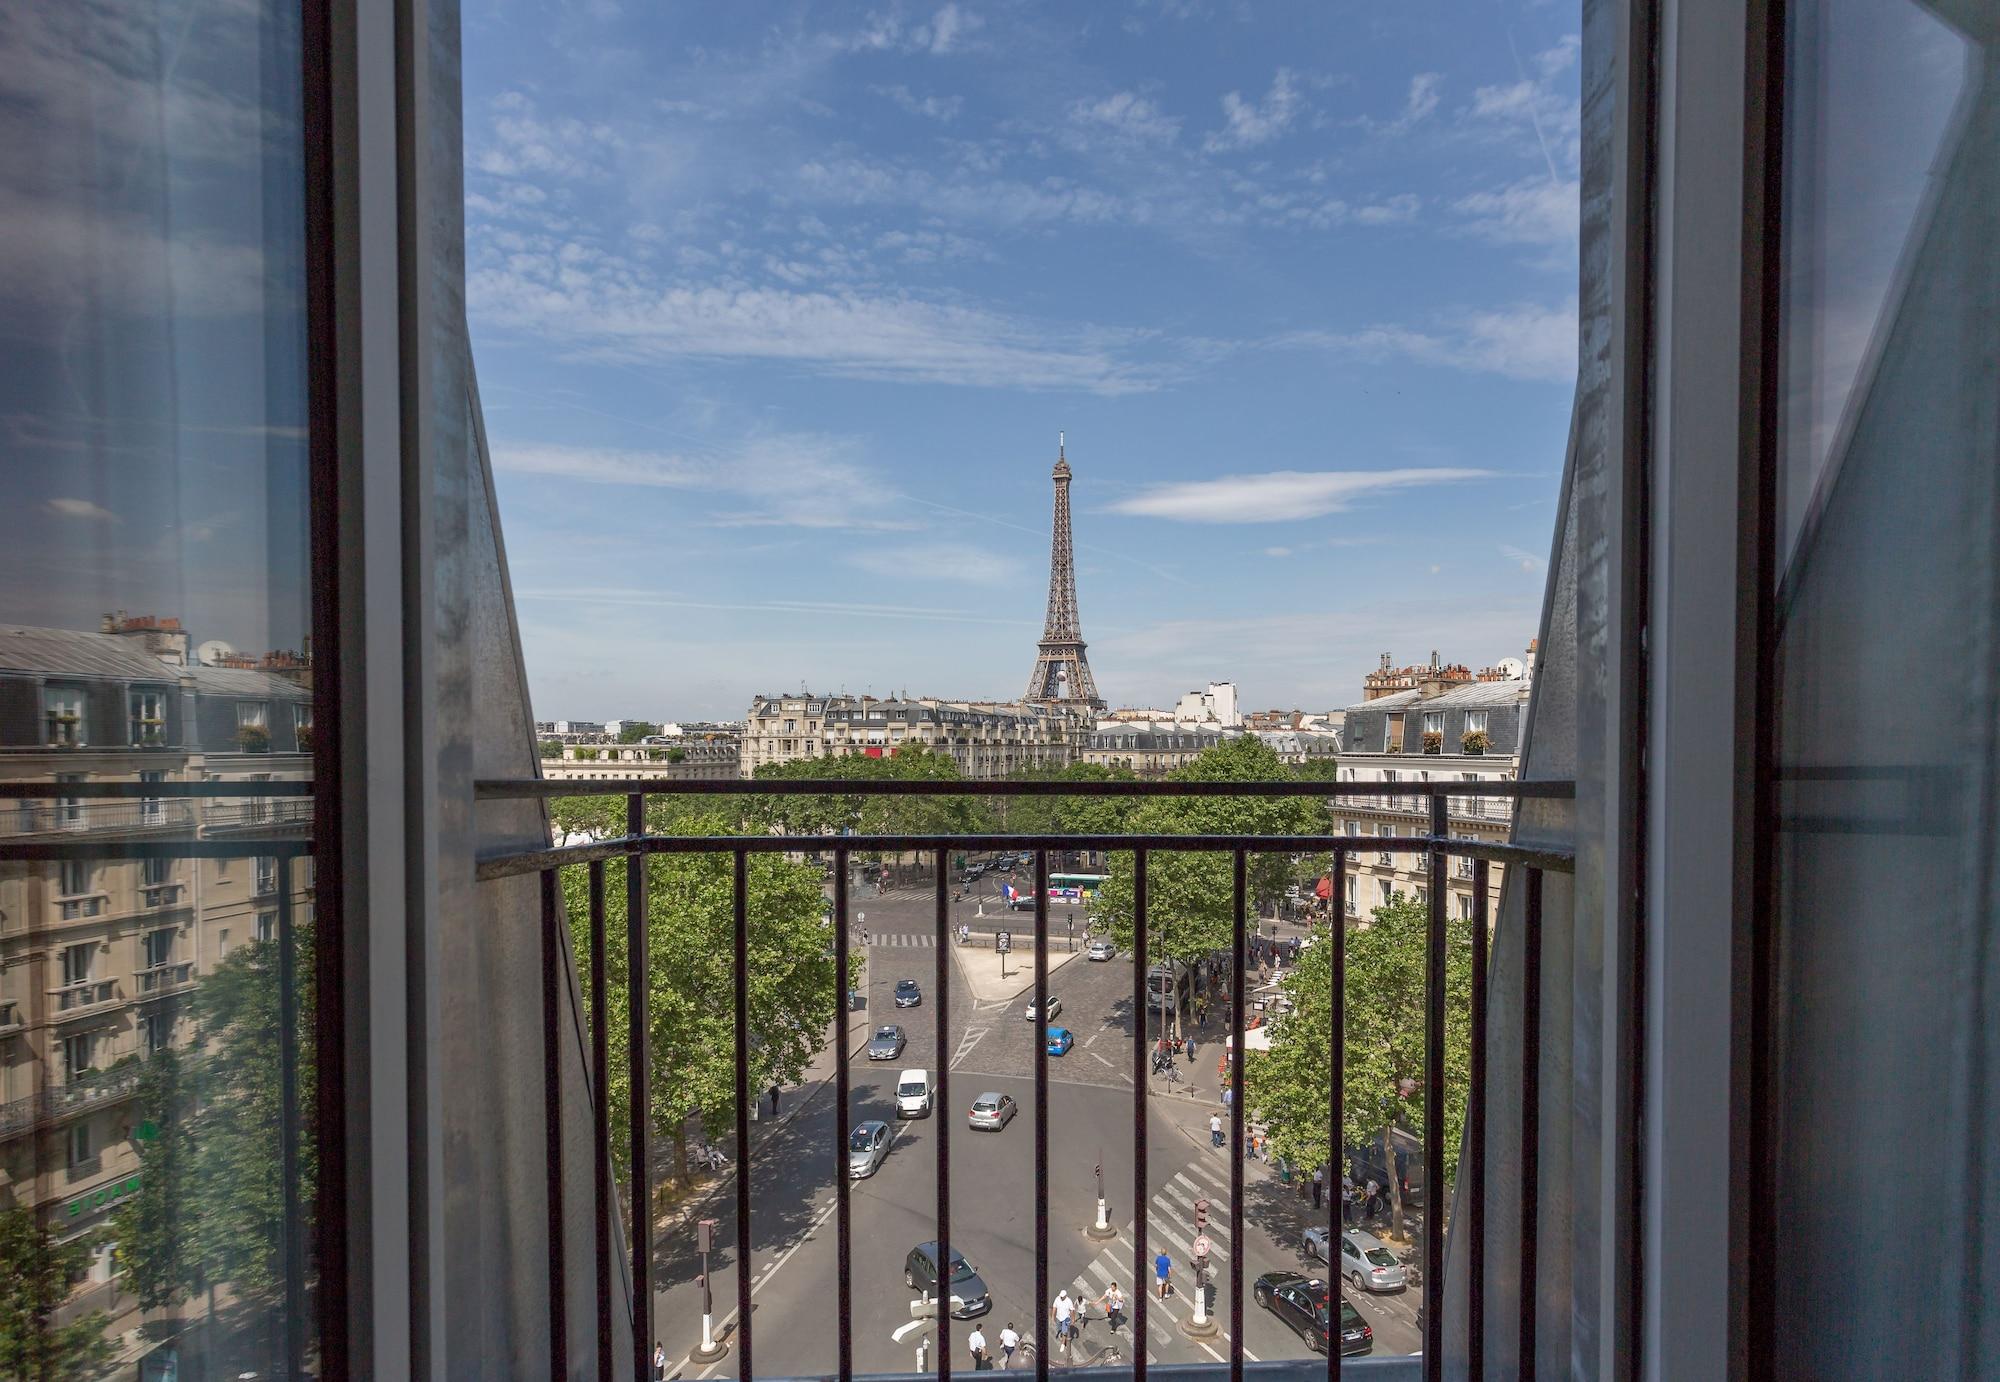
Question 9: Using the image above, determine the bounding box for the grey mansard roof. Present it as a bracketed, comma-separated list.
[0, 623, 184, 681]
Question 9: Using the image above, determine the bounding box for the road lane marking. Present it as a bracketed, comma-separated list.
[1090, 1050, 1118, 1070]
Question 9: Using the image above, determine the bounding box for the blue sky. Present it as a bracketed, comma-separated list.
[464, 0, 1580, 722]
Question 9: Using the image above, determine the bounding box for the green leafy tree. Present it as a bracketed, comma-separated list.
[537, 739, 563, 759]
[1246, 894, 1474, 1240]
[564, 812, 852, 1195]
[1092, 738, 1329, 1030]
[0, 1206, 114, 1379]
[617, 722, 660, 744]
[996, 762, 1138, 839]
[111, 1049, 195, 1310]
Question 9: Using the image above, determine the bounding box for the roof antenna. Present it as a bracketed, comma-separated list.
[1059, 429, 1065, 460]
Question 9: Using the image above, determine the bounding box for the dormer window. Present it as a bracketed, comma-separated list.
[45, 685, 86, 747]
[130, 687, 169, 745]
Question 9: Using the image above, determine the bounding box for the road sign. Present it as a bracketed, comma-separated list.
[996, 930, 1011, 952]
[1192, 1234, 1213, 1261]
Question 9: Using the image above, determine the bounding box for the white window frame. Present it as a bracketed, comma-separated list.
[62, 1032, 94, 1082]
[140, 768, 166, 824]
[61, 942, 95, 986]
[144, 927, 175, 968]
[58, 858, 89, 897]
[256, 855, 278, 896]
[55, 773, 85, 831]
[1465, 710, 1489, 735]
[257, 911, 278, 943]
[130, 687, 169, 745]
[1423, 711, 1444, 735]
[44, 684, 86, 747]
[237, 700, 269, 730]
[67, 1119, 93, 1169]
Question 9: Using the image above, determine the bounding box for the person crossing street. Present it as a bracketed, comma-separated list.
[968, 1325, 990, 1371]
[999, 1323, 1020, 1369]
[1210, 1112, 1224, 1148]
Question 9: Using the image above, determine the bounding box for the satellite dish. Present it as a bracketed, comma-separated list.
[197, 639, 236, 666]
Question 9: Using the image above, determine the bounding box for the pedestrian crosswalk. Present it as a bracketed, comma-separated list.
[868, 932, 936, 948]
[1063, 1151, 1254, 1365]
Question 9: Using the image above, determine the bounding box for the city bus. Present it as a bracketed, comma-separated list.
[1049, 871, 1106, 901]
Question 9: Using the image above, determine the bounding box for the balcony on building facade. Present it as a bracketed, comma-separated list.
[136, 960, 196, 996]
[0, 1064, 147, 1136]
[50, 978, 117, 1018]
[202, 796, 315, 832]
[1, 798, 197, 839]
[0, 998, 22, 1035]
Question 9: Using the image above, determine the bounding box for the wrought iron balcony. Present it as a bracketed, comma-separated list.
[1, 798, 195, 838]
[473, 775, 1573, 1382]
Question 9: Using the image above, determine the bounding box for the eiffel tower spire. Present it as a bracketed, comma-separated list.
[1025, 433, 1104, 708]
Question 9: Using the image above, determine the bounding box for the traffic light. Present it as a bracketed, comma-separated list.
[698, 1218, 717, 1254]
[1194, 1197, 1209, 1230]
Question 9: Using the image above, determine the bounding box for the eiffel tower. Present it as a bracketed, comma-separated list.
[1024, 434, 1104, 708]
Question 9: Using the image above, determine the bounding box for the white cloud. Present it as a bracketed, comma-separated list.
[1203, 69, 1303, 152]
[489, 432, 922, 530]
[1070, 90, 1181, 145]
[875, 84, 964, 121]
[1264, 546, 1293, 558]
[846, 543, 1019, 586]
[922, 3, 983, 53]
[1452, 176, 1579, 247]
[1109, 468, 1497, 524]
[45, 498, 122, 524]
[1353, 194, 1421, 226]
[475, 92, 623, 180]
[1500, 543, 1547, 572]
[1381, 72, 1442, 134]
[1536, 35, 1582, 78]
[1278, 299, 1579, 383]
[470, 252, 1173, 394]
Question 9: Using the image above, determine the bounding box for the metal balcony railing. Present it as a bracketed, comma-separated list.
[2, 799, 196, 837]
[473, 775, 1573, 1382]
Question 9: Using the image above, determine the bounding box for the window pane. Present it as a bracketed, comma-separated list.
[0, 1, 320, 1373]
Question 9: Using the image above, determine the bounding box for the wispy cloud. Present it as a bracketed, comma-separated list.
[1109, 468, 1497, 524]
[1203, 69, 1302, 152]
[489, 432, 922, 530]
[45, 498, 122, 524]
[1277, 298, 1579, 383]
[514, 586, 1035, 628]
[1452, 176, 1579, 248]
[1375, 72, 1443, 135]
[846, 543, 1020, 586]
[874, 84, 964, 121]
[1500, 543, 1547, 572]
[1070, 90, 1181, 145]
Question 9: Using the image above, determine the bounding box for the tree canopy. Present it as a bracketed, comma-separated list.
[616, 721, 660, 743]
[0, 1206, 113, 1379]
[1246, 894, 1476, 1208]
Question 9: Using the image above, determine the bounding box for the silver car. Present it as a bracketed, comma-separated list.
[1086, 938, 1116, 961]
[847, 1120, 892, 1179]
[967, 1091, 1018, 1131]
[1023, 994, 1062, 1021]
[1305, 1227, 1406, 1294]
[866, 1024, 907, 1061]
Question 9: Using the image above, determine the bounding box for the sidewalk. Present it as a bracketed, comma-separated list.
[948, 933, 1084, 1004]
[652, 999, 873, 1238]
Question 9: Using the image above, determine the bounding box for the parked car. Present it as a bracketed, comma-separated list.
[967, 1091, 1018, 1131]
[903, 1241, 992, 1317]
[894, 978, 922, 1008]
[1023, 994, 1062, 1021]
[1252, 1272, 1372, 1356]
[1302, 1228, 1407, 1293]
[896, 1069, 933, 1118]
[1045, 1026, 1074, 1056]
[1086, 937, 1116, 961]
[847, 1120, 892, 1179]
[866, 1024, 907, 1061]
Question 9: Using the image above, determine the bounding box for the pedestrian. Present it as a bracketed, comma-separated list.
[968, 1324, 989, 1370]
[1051, 1288, 1075, 1352]
[654, 1340, 667, 1381]
[1185, 1035, 1197, 1064]
[1312, 1167, 1324, 1209]
[769, 1083, 781, 1116]
[1223, 1085, 1233, 1113]
[999, 1323, 1020, 1369]
[1100, 1281, 1126, 1333]
[1210, 1112, 1224, 1148]
[1155, 1248, 1173, 1298]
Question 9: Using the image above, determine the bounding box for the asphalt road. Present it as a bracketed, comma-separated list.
[646, 865, 1423, 1377]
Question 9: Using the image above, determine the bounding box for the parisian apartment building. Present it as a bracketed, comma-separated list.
[0, 616, 314, 1313]
[739, 692, 1086, 779]
[1331, 648, 1536, 924]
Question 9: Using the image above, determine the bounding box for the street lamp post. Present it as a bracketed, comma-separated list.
[692, 1218, 727, 1361]
[1182, 1199, 1218, 1337]
[1088, 1156, 1116, 1239]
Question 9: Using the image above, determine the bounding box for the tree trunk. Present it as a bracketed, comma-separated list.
[1387, 1143, 1406, 1241]
[673, 1127, 690, 1188]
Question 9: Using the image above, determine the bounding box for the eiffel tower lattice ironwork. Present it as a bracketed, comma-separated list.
[1025, 434, 1104, 707]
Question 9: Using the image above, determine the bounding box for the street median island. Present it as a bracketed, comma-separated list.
[948, 930, 1086, 1005]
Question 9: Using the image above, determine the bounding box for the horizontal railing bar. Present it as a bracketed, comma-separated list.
[0, 780, 313, 799]
[2, 840, 315, 861]
[474, 776, 1576, 801]
[477, 832, 1576, 881]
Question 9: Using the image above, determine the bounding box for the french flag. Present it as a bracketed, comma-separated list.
[1003, 883, 1019, 904]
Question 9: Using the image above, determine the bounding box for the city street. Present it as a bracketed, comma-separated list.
[647, 865, 1423, 1377]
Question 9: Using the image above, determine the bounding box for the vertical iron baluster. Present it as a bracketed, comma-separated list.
[1034, 848, 1049, 1382]
[1520, 868, 1544, 1380]
[1229, 850, 1246, 1382]
[1424, 795, 1447, 1378]
[834, 848, 853, 1382]
[734, 850, 753, 1381]
[277, 855, 304, 1380]
[588, 860, 613, 1381]
[629, 794, 653, 1382]
[1329, 847, 1345, 1382]
[935, 850, 952, 1382]
[542, 868, 569, 1379]
[1468, 859, 1490, 1382]
[1132, 848, 1149, 1382]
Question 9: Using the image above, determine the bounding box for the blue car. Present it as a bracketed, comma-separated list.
[1045, 1026, 1074, 1056]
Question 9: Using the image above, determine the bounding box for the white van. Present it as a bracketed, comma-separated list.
[896, 1069, 933, 1118]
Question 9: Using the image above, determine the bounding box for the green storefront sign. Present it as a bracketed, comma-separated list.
[67, 1173, 141, 1218]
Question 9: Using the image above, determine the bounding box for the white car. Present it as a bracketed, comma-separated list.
[896, 1069, 933, 1118]
[1023, 994, 1062, 1021]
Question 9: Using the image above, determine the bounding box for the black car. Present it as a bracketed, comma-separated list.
[894, 979, 922, 1008]
[903, 1241, 992, 1317]
[1252, 1271, 1371, 1357]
